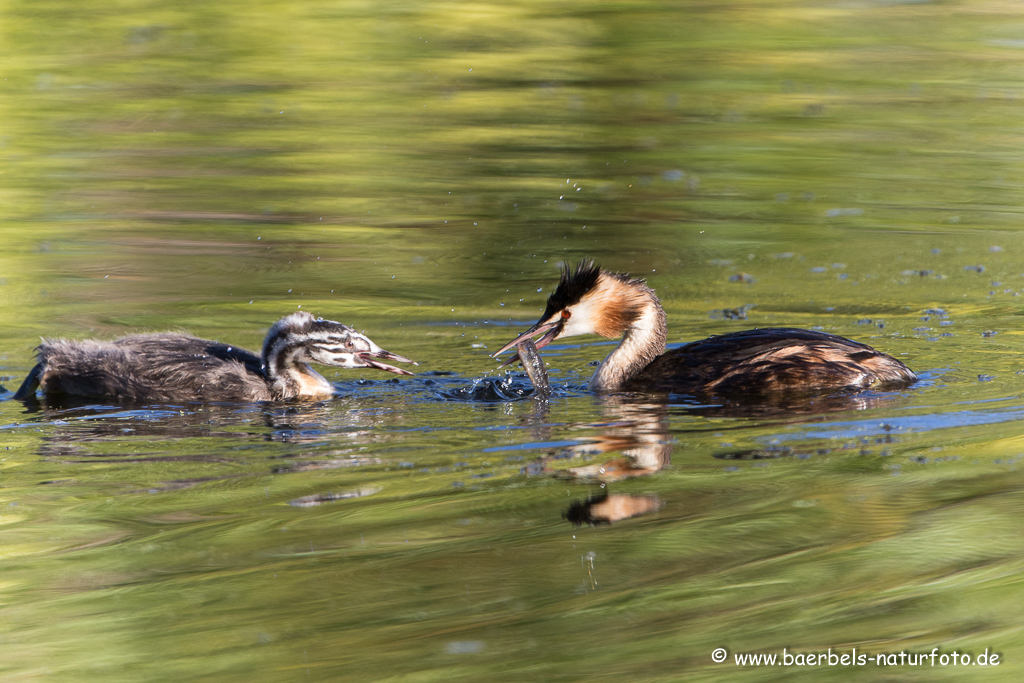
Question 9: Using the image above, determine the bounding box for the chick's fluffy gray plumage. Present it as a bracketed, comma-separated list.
[12, 311, 418, 404]
[29, 334, 273, 403]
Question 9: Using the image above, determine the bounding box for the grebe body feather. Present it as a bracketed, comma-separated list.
[626, 327, 915, 394]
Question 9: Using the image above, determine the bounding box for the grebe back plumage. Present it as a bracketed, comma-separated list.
[494, 260, 916, 394]
[14, 311, 414, 404]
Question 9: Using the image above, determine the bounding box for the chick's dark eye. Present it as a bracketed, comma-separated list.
[561, 310, 572, 320]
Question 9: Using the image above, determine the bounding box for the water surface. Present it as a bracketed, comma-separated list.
[3, 0, 1024, 680]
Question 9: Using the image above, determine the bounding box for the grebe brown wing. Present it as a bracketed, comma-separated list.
[35, 334, 271, 403]
[625, 327, 916, 394]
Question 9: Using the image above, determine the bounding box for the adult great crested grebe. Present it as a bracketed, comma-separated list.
[493, 260, 916, 394]
[14, 311, 414, 404]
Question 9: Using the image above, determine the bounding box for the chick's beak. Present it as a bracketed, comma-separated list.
[358, 349, 417, 376]
[491, 318, 564, 366]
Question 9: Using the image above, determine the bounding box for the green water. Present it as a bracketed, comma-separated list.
[4, 0, 1024, 680]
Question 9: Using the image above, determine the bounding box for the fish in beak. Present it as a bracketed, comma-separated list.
[491, 316, 565, 367]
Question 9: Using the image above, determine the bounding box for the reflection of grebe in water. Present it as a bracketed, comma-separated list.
[494, 260, 916, 395]
[565, 493, 662, 526]
[15, 312, 414, 404]
[557, 396, 672, 482]
[521, 395, 671, 486]
[545, 396, 670, 525]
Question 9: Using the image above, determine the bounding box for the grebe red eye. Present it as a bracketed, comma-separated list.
[561, 310, 571, 320]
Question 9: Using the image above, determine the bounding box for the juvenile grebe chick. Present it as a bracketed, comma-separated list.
[14, 311, 415, 404]
[493, 260, 916, 394]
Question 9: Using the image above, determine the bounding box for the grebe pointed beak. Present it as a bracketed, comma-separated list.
[492, 318, 564, 359]
[357, 349, 416, 376]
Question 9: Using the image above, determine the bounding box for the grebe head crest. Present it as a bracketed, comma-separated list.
[263, 311, 415, 375]
[492, 259, 652, 361]
[541, 259, 602, 322]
